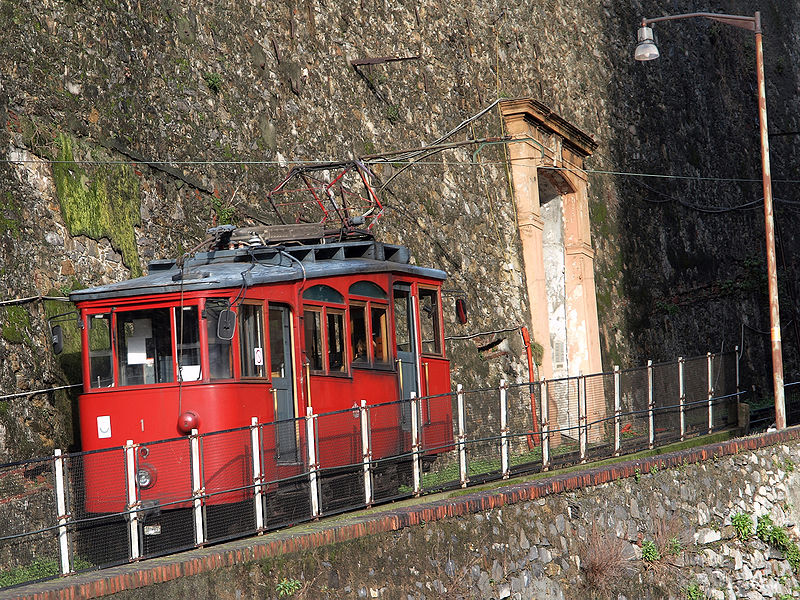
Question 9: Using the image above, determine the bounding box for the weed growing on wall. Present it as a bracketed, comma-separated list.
[685, 582, 705, 600]
[204, 72, 222, 94]
[276, 577, 302, 596]
[641, 540, 661, 563]
[577, 523, 632, 594]
[757, 515, 800, 573]
[666, 537, 682, 557]
[731, 512, 753, 541]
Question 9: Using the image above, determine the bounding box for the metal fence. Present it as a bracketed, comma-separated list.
[0, 351, 744, 589]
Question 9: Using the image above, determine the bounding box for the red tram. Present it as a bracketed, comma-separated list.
[70, 225, 453, 529]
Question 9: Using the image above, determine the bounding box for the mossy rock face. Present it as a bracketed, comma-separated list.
[0, 191, 21, 240]
[1, 305, 32, 345]
[52, 133, 142, 276]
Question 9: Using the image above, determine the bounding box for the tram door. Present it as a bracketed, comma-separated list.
[393, 284, 419, 432]
[269, 305, 298, 463]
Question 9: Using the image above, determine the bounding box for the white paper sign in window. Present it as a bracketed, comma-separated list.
[254, 347, 264, 366]
[127, 336, 147, 364]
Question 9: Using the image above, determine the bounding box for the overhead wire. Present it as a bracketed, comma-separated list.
[6, 151, 800, 184]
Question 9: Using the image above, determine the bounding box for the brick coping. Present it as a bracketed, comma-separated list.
[7, 426, 800, 600]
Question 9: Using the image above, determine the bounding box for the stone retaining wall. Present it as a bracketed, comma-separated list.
[10, 428, 800, 600]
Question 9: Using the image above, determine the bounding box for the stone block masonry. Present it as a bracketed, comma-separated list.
[10, 427, 800, 600]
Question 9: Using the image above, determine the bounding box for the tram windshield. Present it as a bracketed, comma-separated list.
[87, 304, 203, 388]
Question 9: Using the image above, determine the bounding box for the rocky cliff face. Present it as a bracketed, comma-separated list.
[1, 0, 799, 460]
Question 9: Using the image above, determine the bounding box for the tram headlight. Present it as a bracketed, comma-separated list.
[136, 465, 156, 489]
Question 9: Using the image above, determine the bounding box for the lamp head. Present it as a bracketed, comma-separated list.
[635, 25, 660, 61]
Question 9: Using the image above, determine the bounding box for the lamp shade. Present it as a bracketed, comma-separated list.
[635, 26, 660, 61]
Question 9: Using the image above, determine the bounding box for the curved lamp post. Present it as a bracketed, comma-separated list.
[635, 11, 785, 429]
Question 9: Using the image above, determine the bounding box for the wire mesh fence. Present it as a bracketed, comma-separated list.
[652, 360, 681, 444]
[461, 387, 501, 486]
[0, 351, 745, 589]
[683, 356, 709, 437]
[201, 427, 256, 546]
[69, 447, 130, 569]
[0, 458, 60, 588]
[370, 400, 412, 503]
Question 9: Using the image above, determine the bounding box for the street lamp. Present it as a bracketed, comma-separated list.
[634, 11, 786, 429]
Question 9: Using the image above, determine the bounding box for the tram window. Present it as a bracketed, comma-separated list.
[371, 306, 389, 364]
[393, 289, 412, 353]
[269, 307, 287, 378]
[349, 281, 387, 300]
[205, 299, 233, 380]
[304, 309, 323, 371]
[240, 304, 266, 378]
[350, 304, 368, 365]
[116, 308, 174, 386]
[88, 314, 113, 389]
[303, 285, 344, 304]
[419, 288, 442, 356]
[327, 310, 346, 372]
[176, 306, 201, 381]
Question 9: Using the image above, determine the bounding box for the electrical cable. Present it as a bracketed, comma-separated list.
[8, 143, 800, 184]
[0, 296, 71, 306]
[0, 383, 82, 401]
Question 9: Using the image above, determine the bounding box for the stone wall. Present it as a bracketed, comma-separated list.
[2, 0, 800, 462]
[11, 429, 800, 600]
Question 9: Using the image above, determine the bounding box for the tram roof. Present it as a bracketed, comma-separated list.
[70, 241, 447, 303]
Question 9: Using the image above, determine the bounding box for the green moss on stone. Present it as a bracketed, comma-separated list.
[1, 305, 32, 345]
[0, 191, 21, 240]
[52, 134, 142, 276]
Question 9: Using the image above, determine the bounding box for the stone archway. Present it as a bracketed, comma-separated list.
[500, 99, 604, 443]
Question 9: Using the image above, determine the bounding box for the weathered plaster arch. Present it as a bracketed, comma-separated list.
[501, 99, 604, 440]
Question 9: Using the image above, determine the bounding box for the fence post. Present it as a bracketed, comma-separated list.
[679, 357, 686, 441]
[250, 417, 264, 533]
[53, 449, 71, 575]
[647, 360, 655, 449]
[410, 392, 421, 496]
[541, 379, 550, 471]
[124, 440, 141, 560]
[500, 379, 509, 479]
[306, 406, 321, 518]
[735, 345, 740, 397]
[457, 384, 468, 488]
[190, 430, 205, 547]
[578, 374, 586, 463]
[613, 366, 621, 457]
[360, 400, 373, 506]
[707, 352, 714, 434]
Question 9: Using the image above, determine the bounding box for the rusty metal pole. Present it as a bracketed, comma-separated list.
[637, 10, 786, 429]
[754, 12, 786, 429]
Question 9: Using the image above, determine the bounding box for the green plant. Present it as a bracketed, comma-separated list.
[686, 582, 705, 600]
[0, 556, 93, 588]
[641, 540, 660, 563]
[204, 72, 222, 93]
[385, 104, 400, 124]
[650, 464, 659, 475]
[783, 459, 795, 473]
[634, 467, 641, 483]
[667, 537, 682, 556]
[732, 512, 753, 541]
[210, 197, 235, 225]
[757, 515, 800, 574]
[276, 577, 302, 596]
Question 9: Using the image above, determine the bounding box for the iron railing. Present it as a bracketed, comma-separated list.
[0, 351, 745, 588]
